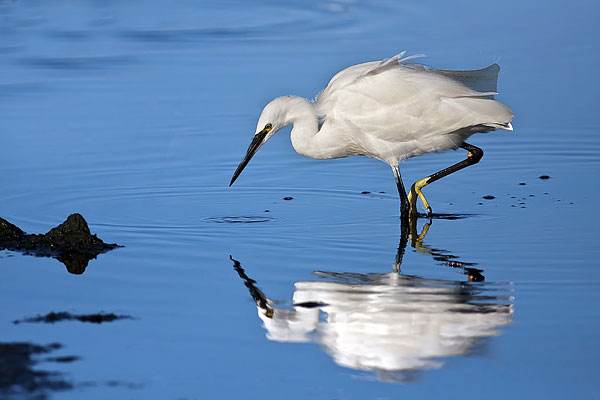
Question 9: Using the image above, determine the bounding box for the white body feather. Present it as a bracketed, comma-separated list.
[257, 53, 513, 165]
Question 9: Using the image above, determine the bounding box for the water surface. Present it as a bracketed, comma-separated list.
[1, 1, 599, 399]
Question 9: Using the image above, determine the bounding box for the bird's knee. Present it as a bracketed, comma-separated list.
[468, 147, 483, 163]
[415, 177, 430, 190]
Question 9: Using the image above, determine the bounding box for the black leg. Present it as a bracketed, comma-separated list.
[409, 142, 484, 216]
[391, 165, 409, 220]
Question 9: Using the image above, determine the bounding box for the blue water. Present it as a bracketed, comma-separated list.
[1, 1, 599, 399]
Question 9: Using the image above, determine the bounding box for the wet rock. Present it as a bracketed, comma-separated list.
[539, 175, 551, 180]
[0, 213, 121, 274]
[13, 312, 133, 325]
[482, 195, 495, 200]
[282, 196, 294, 201]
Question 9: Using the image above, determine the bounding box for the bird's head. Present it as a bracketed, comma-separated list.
[229, 98, 290, 186]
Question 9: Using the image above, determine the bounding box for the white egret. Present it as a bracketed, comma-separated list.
[229, 52, 513, 217]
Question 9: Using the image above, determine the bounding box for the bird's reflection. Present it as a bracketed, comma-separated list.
[230, 218, 513, 382]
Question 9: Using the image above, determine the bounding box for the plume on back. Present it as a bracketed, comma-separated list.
[316, 53, 513, 140]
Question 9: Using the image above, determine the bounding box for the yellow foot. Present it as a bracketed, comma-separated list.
[408, 177, 432, 216]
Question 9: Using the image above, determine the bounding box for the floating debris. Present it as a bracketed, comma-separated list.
[13, 312, 133, 325]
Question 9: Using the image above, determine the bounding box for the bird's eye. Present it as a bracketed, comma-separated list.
[265, 123, 273, 130]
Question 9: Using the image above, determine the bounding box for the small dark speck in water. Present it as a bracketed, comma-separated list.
[379, 191, 385, 194]
[46, 355, 80, 363]
[361, 191, 371, 194]
[511, 205, 516, 208]
[569, 202, 574, 205]
[264, 210, 270, 213]
[544, 192, 549, 195]
[519, 202, 525, 205]
[519, 182, 527, 186]
[482, 195, 495, 200]
[539, 175, 551, 180]
[477, 202, 483, 205]
[529, 194, 535, 197]
[13, 312, 134, 325]
[510, 196, 516, 199]
[282, 197, 294, 201]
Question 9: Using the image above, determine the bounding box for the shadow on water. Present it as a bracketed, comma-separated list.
[0, 342, 75, 400]
[0, 340, 141, 399]
[230, 218, 513, 383]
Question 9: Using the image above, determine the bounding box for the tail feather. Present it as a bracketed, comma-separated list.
[442, 97, 514, 132]
[482, 122, 513, 131]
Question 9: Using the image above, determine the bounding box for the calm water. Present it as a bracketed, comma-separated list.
[1, 1, 599, 399]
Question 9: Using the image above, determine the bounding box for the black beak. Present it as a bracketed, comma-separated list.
[229, 129, 268, 187]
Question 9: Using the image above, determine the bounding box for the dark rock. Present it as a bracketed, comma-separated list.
[0, 213, 121, 274]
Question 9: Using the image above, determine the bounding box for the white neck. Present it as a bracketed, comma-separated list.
[277, 96, 344, 160]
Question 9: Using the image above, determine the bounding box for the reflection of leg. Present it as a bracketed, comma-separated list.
[406, 219, 486, 281]
[410, 218, 431, 253]
[394, 216, 410, 273]
[391, 164, 409, 220]
[408, 143, 484, 216]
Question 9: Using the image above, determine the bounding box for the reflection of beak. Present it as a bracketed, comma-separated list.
[229, 129, 269, 187]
